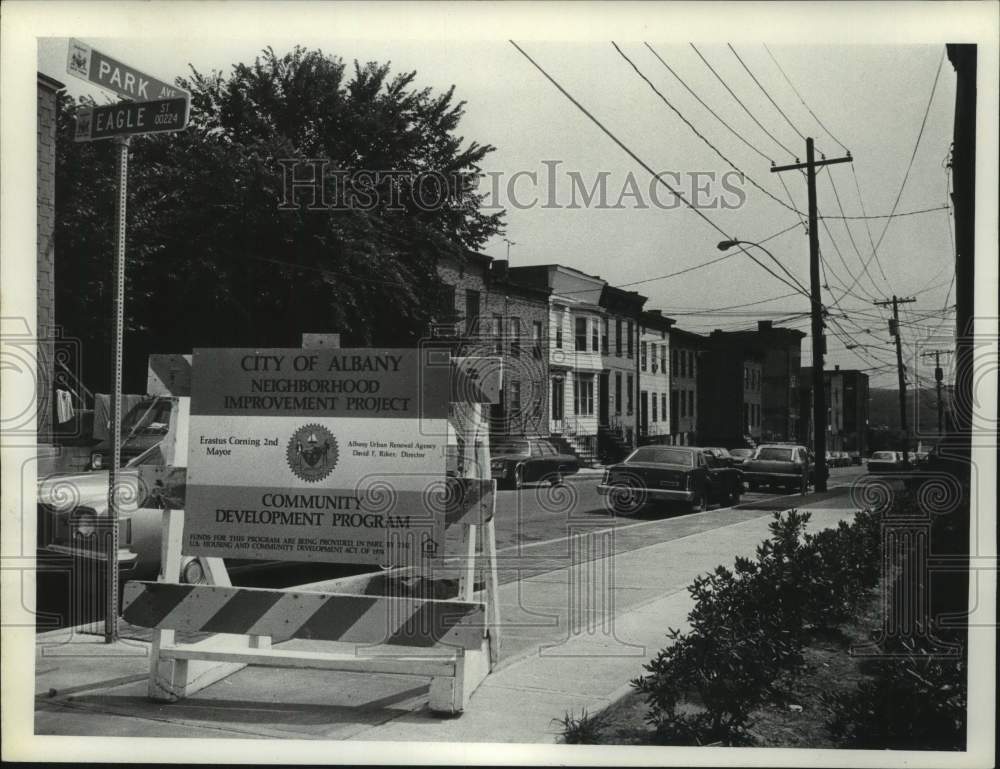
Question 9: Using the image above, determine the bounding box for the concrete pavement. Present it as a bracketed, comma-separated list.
[34, 488, 860, 742]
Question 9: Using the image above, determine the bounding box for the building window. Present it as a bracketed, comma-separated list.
[744, 402, 750, 431]
[510, 380, 521, 418]
[680, 389, 687, 417]
[575, 317, 587, 352]
[744, 366, 750, 389]
[532, 321, 543, 358]
[627, 321, 634, 357]
[602, 319, 609, 353]
[510, 316, 521, 357]
[573, 374, 594, 416]
[615, 372, 622, 415]
[661, 346, 666, 374]
[661, 393, 667, 422]
[615, 319, 623, 356]
[551, 378, 564, 420]
[690, 351, 696, 378]
[672, 347, 678, 376]
[591, 319, 599, 352]
[688, 390, 695, 419]
[641, 342, 647, 371]
[679, 349, 686, 378]
[492, 313, 503, 354]
[465, 290, 480, 335]
[555, 324, 563, 349]
[626, 373, 634, 415]
[652, 394, 658, 423]
[671, 390, 678, 430]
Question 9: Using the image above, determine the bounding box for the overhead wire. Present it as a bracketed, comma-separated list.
[689, 43, 798, 159]
[728, 44, 808, 143]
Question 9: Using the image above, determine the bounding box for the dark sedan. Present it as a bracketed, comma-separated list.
[490, 438, 580, 489]
[598, 445, 743, 514]
[742, 444, 812, 493]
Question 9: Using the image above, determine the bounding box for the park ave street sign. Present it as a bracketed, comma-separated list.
[67, 38, 189, 101]
[74, 97, 190, 142]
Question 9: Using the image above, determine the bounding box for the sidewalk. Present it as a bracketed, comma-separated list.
[34, 489, 858, 742]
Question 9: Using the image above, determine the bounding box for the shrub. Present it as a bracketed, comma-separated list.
[557, 709, 604, 744]
[633, 507, 883, 746]
[824, 637, 967, 749]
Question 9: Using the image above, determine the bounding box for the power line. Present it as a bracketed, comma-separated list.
[614, 221, 802, 289]
[762, 44, 850, 154]
[643, 42, 775, 164]
[689, 43, 797, 159]
[509, 40, 735, 243]
[840, 49, 946, 300]
[818, 204, 949, 221]
[728, 44, 807, 143]
[611, 42, 807, 219]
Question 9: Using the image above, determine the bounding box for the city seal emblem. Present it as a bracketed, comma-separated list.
[286, 424, 339, 483]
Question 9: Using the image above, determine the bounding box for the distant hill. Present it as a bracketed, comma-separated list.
[868, 386, 948, 440]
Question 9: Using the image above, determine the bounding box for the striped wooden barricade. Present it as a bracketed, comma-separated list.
[128, 350, 501, 714]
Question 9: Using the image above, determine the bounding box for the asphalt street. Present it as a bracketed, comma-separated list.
[34, 464, 869, 630]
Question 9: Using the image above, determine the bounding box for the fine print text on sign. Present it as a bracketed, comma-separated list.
[67, 38, 189, 101]
[74, 97, 190, 142]
[183, 348, 451, 567]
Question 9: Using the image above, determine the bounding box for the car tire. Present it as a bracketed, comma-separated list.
[729, 484, 742, 506]
[549, 471, 563, 486]
[689, 489, 704, 513]
[800, 475, 808, 495]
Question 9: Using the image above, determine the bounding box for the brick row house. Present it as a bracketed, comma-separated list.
[640, 309, 674, 444]
[668, 327, 703, 445]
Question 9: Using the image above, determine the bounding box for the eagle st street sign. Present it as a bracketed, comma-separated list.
[73, 97, 190, 142]
[67, 38, 189, 101]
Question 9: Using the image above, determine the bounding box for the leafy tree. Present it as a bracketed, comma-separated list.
[55, 46, 503, 392]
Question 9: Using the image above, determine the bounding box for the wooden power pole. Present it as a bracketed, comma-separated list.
[772, 138, 852, 492]
[874, 295, 917, 463]
[921, 348, 954, 435]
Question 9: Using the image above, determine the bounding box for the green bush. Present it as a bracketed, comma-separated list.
[824, 637, 967, 749]
[633, 507, 883, 746]
[556, 709, 604, 744]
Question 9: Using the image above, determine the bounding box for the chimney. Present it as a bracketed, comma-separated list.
[835, 364, 840, 371]
[758, 320, 773, 331]
[492, 259, 509, 281]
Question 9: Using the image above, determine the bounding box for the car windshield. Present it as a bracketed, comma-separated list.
[755, 447, 793, 461]
[872, 451, 897, 460]
[628, 447, 693, 466]
[493, 442, 530, 456]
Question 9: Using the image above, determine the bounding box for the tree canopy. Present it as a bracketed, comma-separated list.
[55, 46, 503, 392]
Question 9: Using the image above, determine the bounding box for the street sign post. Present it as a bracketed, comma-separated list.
[67, 38, 189, 101]
[74, 97, 189, 142]
[66, 40, 191, 644]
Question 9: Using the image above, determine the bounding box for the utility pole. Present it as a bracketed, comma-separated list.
[772, 138, 852, 492]
[874, 295, 917, 463]
[921, 349, 954, 435]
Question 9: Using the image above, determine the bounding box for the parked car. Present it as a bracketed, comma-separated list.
[742, 444, 812, 494]
[729, 448, 754, 465]
[38, 441, 184, 581]
[703, 447, 738, 467]
[598, 445, 743, 514]
[867, 450, 906, 474]
[490, 437, 579, 489]
[88, 396, 175, 470]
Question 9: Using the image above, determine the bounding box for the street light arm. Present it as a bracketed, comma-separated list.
[718, 239, 811, 299]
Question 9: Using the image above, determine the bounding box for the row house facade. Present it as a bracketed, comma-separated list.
[698, 332, 765, 448]
[703, 320, 806, 445]
[435, 252, 552, 440]
[800, 365, 870, 455]
[640, 309, 675, 444]
[599, 285, 648, 460]
[508, 265, 607, 462]
[668, 327, 704, 445]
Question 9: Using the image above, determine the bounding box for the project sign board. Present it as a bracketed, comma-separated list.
[183, 348, 451, 566]
[67, 38, 190, 101]
[74, 97, 190, 142]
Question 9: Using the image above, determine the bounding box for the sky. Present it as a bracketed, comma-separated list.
[36, 33, 962, 388]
